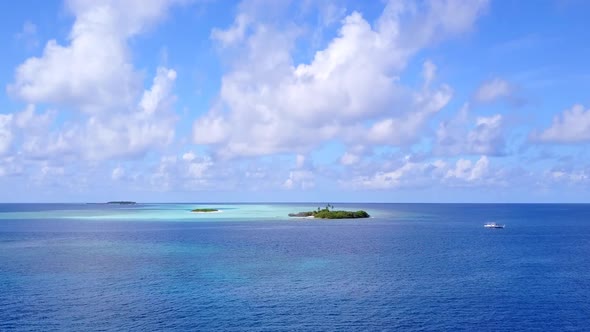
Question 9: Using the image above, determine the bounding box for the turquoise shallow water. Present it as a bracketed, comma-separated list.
[0, 203, 388, 221]
[1, 203, 589, 331]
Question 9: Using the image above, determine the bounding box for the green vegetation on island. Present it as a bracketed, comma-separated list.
[107, 201, 136, 205]
[314, 209, 370, 219]
[191, 208, 219, 213]
[289, 204, 370, 219]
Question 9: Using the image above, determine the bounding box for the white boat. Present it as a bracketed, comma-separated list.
[484, 222, 505, 229]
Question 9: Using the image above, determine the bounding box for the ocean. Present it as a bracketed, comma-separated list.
[0, 203, 589, 331]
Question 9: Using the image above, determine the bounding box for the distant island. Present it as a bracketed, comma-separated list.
[289, 205, 370, 219]
[191, 208, 219, 213]
[106, 201, 136, 205]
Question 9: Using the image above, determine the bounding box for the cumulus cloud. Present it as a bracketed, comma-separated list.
[533, 104, 590, 143]
[150, 152, 214, 190]
[0, 105, 58, 157]
[339, 145, 371, 166]
[435, 104, 505, 156]
[7, 0, 183, 113]
[18, 67, 177, 160]
[283, 154, 315, 189]
[445, 156, 489, 182]
[467, 115, 505, 154]
[343, 158, 448, 190]
[6, 0, 182, 161]
[211, 14, 251, 47]
[193, 0, 489, 158]
[361, 80, 453, 146]
[14, 104, 55, 132]
[283, 170, 314, 189]
[187, 156, 213, 179]
[343, 154, 504, 190]
[8, 0, 544, 198]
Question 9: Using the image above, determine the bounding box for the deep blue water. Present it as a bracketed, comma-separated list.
[1, 203, 589, 331]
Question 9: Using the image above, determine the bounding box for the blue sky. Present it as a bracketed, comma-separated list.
[1, 0, 590, 203]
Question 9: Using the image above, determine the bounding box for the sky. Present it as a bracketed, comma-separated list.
[0, 0, 589, 203]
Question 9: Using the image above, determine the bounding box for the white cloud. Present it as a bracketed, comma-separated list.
[467, 115, 505, 154]
[283, 170, 315, 189]
[19, 67, 177, 160]
[140, 68, 177, 114]
[283, 154, 315, 189]
[436, 104, 505, 156]
[295, 154, 306, 168]
[150, 152, 215, 190]
[339, 145, 369, 166]
[344, 158, 448, 190]
[533, 104, 590, 143]
[69, 0, 185, 32]
[6, 0, 183, 161]
[111, 166, 125, 180]
[362, 81, 453, 145]
[545, 168, 589, 185]
[14, 104, 55, 132]
[193, 0, 488, 158]
[0, 105, 58, 158]
[474, 78, 513, 103]
[182, 151, 196, 162]
[7, 0, 182, 113]
[11, 6, 127, 111]
[347, 163, 423, 190]
[192, 112, 230, 145]
[0, 156, 23, 177]
[0, 114, 14, 155]
[150, 155, 177, 190]
[343, 154, 505, 190]
[77, 67, 177, 160]
[340, 152, 360, 166]
[211, 14, 251, 47]
[41, 163, 65, 177]
[445, 156, 489, 182]
[27, 161, 67, 184]
[317, 2, 347, 27]
[187, 156, 213, 179]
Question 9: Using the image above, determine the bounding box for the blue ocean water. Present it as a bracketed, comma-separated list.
[0, 203, 589, 331]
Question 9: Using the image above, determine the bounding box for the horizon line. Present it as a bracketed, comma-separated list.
[1, 202, 590, 205]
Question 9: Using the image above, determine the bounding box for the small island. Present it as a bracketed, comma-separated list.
[289, 204, 370, 219]
[106, 201, 136, 205]
[191, 208, 220, 213]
